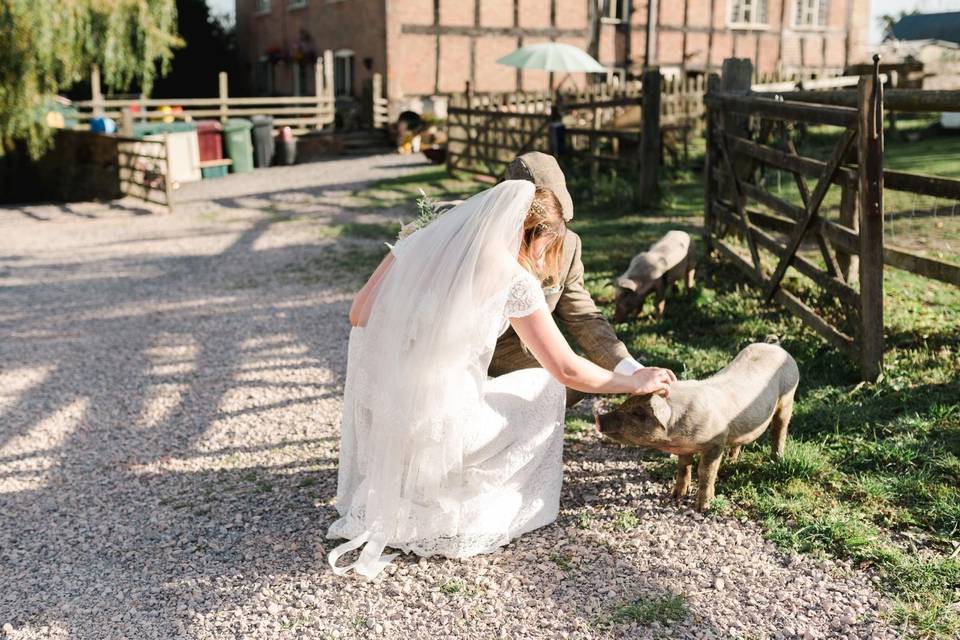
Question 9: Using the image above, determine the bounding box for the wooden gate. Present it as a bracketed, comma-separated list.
[704, 58, 885, 380]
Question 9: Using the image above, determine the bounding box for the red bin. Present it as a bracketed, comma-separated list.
[196, 120, 224, 162]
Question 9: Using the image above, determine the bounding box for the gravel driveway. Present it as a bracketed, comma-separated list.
[0, 154, 898, 639]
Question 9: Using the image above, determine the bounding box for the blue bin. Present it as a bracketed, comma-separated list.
[89, 117, 117, 133]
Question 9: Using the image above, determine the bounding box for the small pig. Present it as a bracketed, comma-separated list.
[595, 343, 799, 511]
[613, 230, 696, 322]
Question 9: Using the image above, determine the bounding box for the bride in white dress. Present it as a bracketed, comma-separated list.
[328, 180, 675, 578]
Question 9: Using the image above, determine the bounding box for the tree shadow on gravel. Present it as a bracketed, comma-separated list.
[0, 205, 374, 637]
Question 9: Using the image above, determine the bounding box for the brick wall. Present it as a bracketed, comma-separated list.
[627, 0, 868, 76]
[236, 0, 871, 111]
[236, 0, 387, 98]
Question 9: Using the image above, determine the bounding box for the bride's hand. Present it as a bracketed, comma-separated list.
[629, 367, 676, 397]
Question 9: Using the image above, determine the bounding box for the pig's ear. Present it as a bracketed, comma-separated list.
[647, 393, 672, 427]
[616, 276, 639, 291]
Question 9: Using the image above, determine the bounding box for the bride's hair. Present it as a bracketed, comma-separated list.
[519, 186, 566, 283]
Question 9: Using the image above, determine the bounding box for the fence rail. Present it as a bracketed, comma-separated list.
[74, 56, 336, 136]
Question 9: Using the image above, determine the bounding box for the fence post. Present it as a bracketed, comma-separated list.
[720, 58, 752, 132]
[162, 133, 174, 214]
[324, 49, 335, 99]
[313, 57, 325, 128]
[465, 80, 473, 137]
[856, 56, 885, 382]
[218, 72, 229, 124]
[314, 57, 324, 98]
[590, 100, 602, 186]
[372, 72, 383, 128]
[638, 68, 661, 208]
[718, 58, 753, 226]
[91, 64, 104, 117]
[120, 107, 134, 137]
[838, 146, 859, 282]
[445, 89, 456, 175]
[703, 73, 720, 249]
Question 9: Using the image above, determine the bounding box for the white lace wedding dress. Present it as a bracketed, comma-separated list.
[329, 269, 566, 561]
[327, 181, 568, 578]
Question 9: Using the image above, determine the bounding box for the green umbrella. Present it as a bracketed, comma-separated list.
[496, 43, 606, 73]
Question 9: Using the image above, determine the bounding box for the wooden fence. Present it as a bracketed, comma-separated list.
[446, 70, 669, 207]
[443, 69, 862, 197]
[445, 84, 555, 181]
[704, 56, 960, 381]
[72, 55, 336, 136]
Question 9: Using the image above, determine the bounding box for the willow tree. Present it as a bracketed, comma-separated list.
[0, 0, 182, 157]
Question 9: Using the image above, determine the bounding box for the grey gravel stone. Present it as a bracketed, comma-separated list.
[0, 154, 900, 639]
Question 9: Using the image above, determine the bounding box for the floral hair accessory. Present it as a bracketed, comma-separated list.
[528, 199, 546, 217]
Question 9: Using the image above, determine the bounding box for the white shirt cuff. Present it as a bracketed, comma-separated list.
[614, 356, 644, 376]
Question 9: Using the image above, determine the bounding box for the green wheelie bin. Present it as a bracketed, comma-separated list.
[222, 119, 254, 173]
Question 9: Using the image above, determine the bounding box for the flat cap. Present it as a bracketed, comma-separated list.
[504, 151, 574, 221]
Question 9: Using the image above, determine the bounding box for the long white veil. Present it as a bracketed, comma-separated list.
[328, 180, 536, 577]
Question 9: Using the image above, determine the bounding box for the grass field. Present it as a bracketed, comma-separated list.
[352, 129, 960, 638]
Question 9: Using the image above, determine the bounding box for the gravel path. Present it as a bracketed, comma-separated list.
[0, 154, 898, 639]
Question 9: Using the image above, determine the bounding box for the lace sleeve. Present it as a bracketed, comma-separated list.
[505, 271, 547, 319]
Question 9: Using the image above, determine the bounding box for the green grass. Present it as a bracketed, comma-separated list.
[351, 145, 960, 638]
[316, 221, 399, 241]
[352, 166, 483, 213]
[612, 510, 640, 532]
[438, 579, 483, 597]
[564, 416, 593, 441]
[549, 552, 574, 571]
[602, 593, 688, 627]
[439, 580, 465, 594]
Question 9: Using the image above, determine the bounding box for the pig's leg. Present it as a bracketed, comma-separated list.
[770, 398, 793, 460]
[727, 445, 742, 464]
[685, 258, 696, 291]
[671, 455, 694, 502]
[695, 446, 724, 512]
[654, 278, 667, 319]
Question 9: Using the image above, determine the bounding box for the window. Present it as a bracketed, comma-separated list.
[334, 50, 354, 97]
[292, 61, 309, 96]
[730, 0, 769, 26]
[794, 0, 828, 28]
[258, 57, 275, 94]
[288, 0, 306, 8]
[255, 0, 271, 14]
[603, 0, 628, 22]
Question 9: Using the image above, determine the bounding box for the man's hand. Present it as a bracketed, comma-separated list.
[630, 367, 676, 397]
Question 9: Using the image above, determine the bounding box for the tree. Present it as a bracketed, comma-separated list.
[0, 0, 182, 157]
[150, 0, 244, 99]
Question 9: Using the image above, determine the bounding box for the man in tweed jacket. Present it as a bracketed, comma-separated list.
[488, 152, 644, 406]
